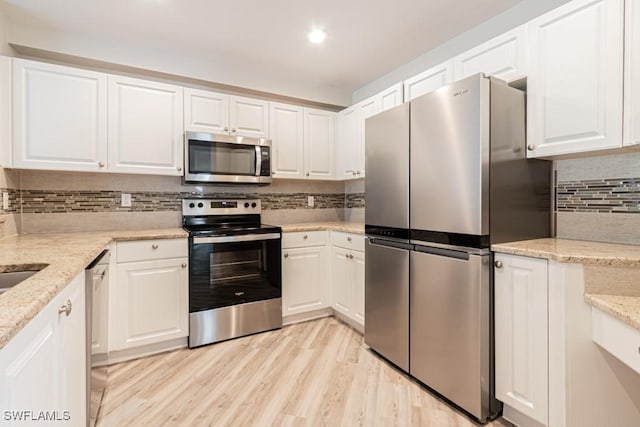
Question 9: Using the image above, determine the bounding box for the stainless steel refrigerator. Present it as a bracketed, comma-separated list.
[364, 74, 551, 423]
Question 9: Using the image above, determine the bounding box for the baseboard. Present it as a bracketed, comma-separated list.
[106, 337, 188, 365]
[283, 307, 333, 326]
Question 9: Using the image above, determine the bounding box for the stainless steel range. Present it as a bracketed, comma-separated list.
[182, 198, 282, 348]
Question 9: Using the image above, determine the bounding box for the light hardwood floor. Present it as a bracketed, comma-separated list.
[97, 317, 512, 426]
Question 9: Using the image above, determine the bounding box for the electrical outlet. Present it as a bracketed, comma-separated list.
[308, 195, 314, 207]
[121, 193, 132, 207]
[2, 192, 8, 210]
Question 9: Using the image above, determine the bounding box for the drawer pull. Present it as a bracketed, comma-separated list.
[181, 263, 187, 268]
[58, 300, 72, 317]
[152, 244, 159, 250]
[347, 236, 352, 242]
[284, 253, 289, 258]
[303, 235, 308, 240]
[495, 260, 503, 269]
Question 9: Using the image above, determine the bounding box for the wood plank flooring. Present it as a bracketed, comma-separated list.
[97, 317, 512, 426]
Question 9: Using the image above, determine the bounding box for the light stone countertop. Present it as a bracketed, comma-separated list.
[585, 294, 640, 330]
[492, 238, 640, 267]
[493, 237, 640, 331]
[0, 228, 188, 350]
[279, 222, 365, 234]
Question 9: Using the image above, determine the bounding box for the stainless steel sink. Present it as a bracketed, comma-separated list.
[0, 270, 40, 294]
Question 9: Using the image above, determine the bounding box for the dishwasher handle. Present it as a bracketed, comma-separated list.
[413, 244, 470, 261]
[367, 237, 413, 251]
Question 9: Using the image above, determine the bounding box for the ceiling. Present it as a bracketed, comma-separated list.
[2, 0, 522, 105]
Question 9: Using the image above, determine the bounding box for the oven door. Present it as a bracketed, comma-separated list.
[184, 132, 271, 184]
[189, 233, 282, 313]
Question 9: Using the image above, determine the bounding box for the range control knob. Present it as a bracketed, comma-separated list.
[244, 202, 250, 208]
[251, 202, 257, 208]
[189, 203, 195, 208]
[197, 202, 204, 208]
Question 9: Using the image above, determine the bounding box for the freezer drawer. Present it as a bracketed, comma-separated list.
[364, 238, 409, 372]
[409, 245, 494, 421]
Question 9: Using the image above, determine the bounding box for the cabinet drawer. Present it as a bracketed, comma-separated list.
[117, 238, 188, 263]
[330, 231, 365, 252]
[282, 231, 326, 248]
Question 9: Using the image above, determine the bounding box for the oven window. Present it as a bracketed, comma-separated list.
[189, 238, 281, 312]
[189, 140, 256, 176]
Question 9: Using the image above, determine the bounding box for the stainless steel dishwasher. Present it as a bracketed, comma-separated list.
[85, 250, 110, 427]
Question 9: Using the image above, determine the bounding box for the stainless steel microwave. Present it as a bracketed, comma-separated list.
[184, 132, 272, 185]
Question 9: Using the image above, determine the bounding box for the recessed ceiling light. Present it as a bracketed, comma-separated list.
[308, 29, 327, 44]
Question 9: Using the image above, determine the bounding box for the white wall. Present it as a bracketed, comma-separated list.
[352, 0, 571, 103]
[0, 4, 14, 56]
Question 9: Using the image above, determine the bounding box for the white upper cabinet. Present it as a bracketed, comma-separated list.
[0, 56, 11, 168]
[229, 95, 269, 138]
[379, 82, 404, 112]
[453, 26, 527, 82]
[624, 0, 640, 147]
[12, 58, 108, 172]
[184, 90, 268, 138]
[270, 102, 304, 178]
[108, 75, 184, 175]
[184, 88, 229, 134]
[336, 106, 359, 179]
[526, 0, 624, 158]
[403, 60, 454, 101]
[303, 107, 335, 179]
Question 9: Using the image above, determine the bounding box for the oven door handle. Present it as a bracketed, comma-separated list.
[193, 233, 281, 244]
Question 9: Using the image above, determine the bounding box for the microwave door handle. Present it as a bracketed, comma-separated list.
[255, 146, 262, 176]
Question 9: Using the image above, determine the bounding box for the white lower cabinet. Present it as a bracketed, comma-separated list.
[109, 239, 188, 356]
[495, 253, 549, 427]
[282, 231, 330, 319]
[0, 272, 86, 426]
[330, 232, 365, 330]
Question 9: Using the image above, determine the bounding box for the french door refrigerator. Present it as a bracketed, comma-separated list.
[364, 74, 551, 423]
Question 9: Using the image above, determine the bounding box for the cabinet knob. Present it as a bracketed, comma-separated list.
[232, 128, 237, 133]
[284, 253, 289, 258]
[224, 126, 229, 132]
[357, 171, 361, 175]
[98, 162, 105, 168]
[303, 234, 308, 240]
[177, 167, 182, 172]
[306, 173, 310, 177]
[347, 236, 352, 242]
[181, 263, 187, 268]
[352, 172, 356, 176]
[58, 300, 72, 317]
[152, 244, 159, 250]
[527, 144, 536, 151]
[495, 260, 503, 269]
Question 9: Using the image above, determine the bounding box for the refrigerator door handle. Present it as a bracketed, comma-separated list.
[367, 237, 413, 251]
[413, 244, 470, 261]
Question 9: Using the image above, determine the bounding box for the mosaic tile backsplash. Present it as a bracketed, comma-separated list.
[13, 189, 367, 213]
[556, 178, 640, 214]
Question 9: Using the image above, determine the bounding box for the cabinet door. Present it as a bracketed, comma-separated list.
[12, 58, 107, 172]
[379, 82, 404, 112]
[403, 60, 453, 101]
[526, 0, 623, 158]
[624, 0, 640, 147]
[0, 56, 11, 168]
[282, 246, 329, 316]
[111, 258, 188, 351]
[336, 106, 359, 179]
[454, 26, 527, 82]
[356, 97, 381, 177]
[229, 96, 269, 138]
[352, 250, 365, 326]
[184, 88, 230, 134]
[0, 272, 85, 423]
[269, 102, 304, 179]
[495, 253, 548, 425]
[303, 108, 335, 179]
[331, 246, 353, 317]
[108, 75, 184, 175]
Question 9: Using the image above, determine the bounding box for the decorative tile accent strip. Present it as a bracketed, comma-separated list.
[556, 178, 640, 213]
[18, 190, 348, 213]
[0, 188, 19, 214]
[346, 193, 365, 208]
